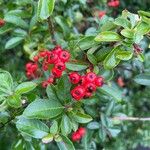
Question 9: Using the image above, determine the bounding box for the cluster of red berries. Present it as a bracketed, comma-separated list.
[108, 0, 120, 7]
[25, 62, 39, 79]
[0, 19, 5, 27]
[98, 11, 106, 19]
[69, 72, 104, 101]
[25, 46, 70, 88]
[71, 127, 86, 142]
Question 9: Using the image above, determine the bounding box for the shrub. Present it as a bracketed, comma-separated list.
[0, 0, 150, 149]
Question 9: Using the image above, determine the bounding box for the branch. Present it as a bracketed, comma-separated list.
[112, 116, 150, 121]
[47, 17, 56, 45]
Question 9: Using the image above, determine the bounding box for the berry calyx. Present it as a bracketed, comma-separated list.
[54, 62, 66, 72]
[85, 82, 97, 93]
[48, 53, 58, 64]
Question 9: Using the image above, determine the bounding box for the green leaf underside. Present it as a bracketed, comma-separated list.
[134, 74, 150, 86]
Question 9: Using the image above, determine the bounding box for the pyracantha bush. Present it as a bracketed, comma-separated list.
[0, 0, 150, 150]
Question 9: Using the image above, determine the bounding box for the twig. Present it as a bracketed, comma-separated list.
[112, 116, 150, 121]
[47, 17, 56, 45]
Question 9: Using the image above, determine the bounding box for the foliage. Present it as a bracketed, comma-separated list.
[0, 0, 150, 150]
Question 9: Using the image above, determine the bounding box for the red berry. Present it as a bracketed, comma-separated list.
[78, 127, 86, 137]
[54, 62, 66, 72]
[80, 75, 87, 85]
[59, 50, 70, 62]
[0, 19, 5, 27]
[48, 52, 58, 64]
[95, 76, 104, 87]
[26, 72, 32, 78]
[47, 76, 54, 84]
[42, 64, 48, 71]
[33, 56, 39, 62]
[42, 81, 49, 88]
[52, 68, 62, 78]
[31, 64, 38, 71]
[85, 83, 97, 93]
[117, 77, 125, 87]
[85, 72, 97, 83]
[69, 72, 81, 84]
[98, 11, 106, 19]
[53, 45, 62, 55]
[39, 51, 47, 57]
[71, 86, 85, 100]
[114, 0, 119, 7]
[71, 132, 81, 141]
[84, 91, 92, 98]
[25, 62, 33, 70]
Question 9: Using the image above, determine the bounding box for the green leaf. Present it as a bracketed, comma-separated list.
[4, 15, 28, 29]
[23, 99, 64, 119]
[16, 117, 49, 139]
[103, 46, 120, 69]
[7, 93, 22, 108]
[37, 0, 55, 20]
[121, 29, 135, 39]
[100, 69, 114, 81]
[135, 22, 150, 35]
[138, 11, 150, 18]
[114, 17, 131, 29]
[137, 53, 145, 62]
[95, 31, 122, 42]
[50, 120, 58, 134]
[97, 84, 122, 102]
[71, 112, 92, 123]
[115, 50, 133, 60]
[87, 122, 100, 129]
[101, 21, 117, 31]
[108, 128, 120, 137]
[55, 16, 70, 36]
[87, 54, 97, 65]
[57, 135, 75, 150]
[95, 47, 112, 62]
[42, 134, 53, 143]
[61, 115, 72, 135]
[56, 74, 72, 103]
[0, 24, 13, 35]
[0, 70, 13, 98]
[106, 100, 115, 116]
[75, 36, 97, 51]
[99, 126, 106, 142]
[66, 62, 88, 71]
[46, 85, 58, 101]
[15, 82, 37, 95]
[134, 74, 150, 86]
[5, 37, 24, 49]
